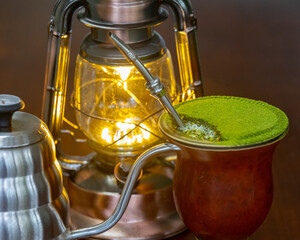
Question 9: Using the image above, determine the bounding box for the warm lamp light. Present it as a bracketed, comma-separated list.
[72, 42, 179, 166]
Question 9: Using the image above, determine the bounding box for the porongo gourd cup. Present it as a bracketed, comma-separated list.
[130, 96, 289, 240]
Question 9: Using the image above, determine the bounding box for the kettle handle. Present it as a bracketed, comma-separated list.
[63, 143, 180, 240]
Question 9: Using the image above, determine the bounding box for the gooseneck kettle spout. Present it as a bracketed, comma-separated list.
[63, 143, 179, 240]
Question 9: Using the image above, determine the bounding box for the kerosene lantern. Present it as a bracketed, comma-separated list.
[42, 0, 203, 239]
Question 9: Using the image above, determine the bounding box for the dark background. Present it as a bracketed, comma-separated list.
[1, 0, 299, 239]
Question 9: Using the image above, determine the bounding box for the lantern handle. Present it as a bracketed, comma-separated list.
[42, 0, 88, 171]
[162, 0, 204, 99]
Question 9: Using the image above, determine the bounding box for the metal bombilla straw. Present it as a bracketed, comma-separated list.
[109, 32, 185, 128]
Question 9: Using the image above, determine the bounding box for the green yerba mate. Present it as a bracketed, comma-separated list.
[171, 96, 289, 147]
[178, 116, 222, 141]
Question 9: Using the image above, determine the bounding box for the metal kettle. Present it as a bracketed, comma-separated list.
[0, 94, 155, 240]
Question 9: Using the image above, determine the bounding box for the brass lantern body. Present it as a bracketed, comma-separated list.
[42, 0, 203, 239]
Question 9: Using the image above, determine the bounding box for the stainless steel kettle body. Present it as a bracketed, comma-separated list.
[0, 95, 69, 239]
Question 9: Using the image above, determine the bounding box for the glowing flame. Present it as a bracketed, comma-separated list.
[118, 67, 132, 81]
[101, 118, 151, 146]
[101, 127, 112, 144]
[116, 67, 133, 90]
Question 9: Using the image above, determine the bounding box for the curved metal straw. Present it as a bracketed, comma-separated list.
[109, 32, 185, 128]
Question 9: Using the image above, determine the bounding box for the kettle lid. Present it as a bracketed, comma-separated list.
[0, 94, 48, 148]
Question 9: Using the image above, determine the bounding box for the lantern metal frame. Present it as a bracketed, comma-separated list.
[42, 0, 203, 170]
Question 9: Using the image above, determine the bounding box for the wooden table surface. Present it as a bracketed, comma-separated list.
[1, 1, 299, 239]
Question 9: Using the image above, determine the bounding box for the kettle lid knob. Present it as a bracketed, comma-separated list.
[0, 94, 25, 129]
